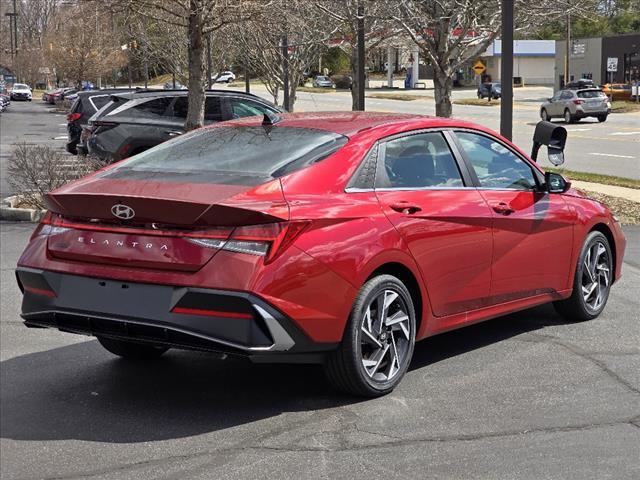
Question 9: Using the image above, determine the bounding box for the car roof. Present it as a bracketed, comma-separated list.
[223, 111, 485, 137]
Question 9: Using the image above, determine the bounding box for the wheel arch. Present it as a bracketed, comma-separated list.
[589, 222, 617, 280]
[366, 262, 425, 339]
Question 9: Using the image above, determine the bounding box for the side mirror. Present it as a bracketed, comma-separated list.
[545, 172, 570, 193]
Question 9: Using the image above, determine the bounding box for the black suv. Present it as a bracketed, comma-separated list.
[477, 82, 501, 100]
[66, 89, 134, 154]
[87, 90, 282, 163]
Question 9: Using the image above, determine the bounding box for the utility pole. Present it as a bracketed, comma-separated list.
[12, 0, 18, 53]
[356, 1, 365, 111]
[244, 57, 250, 93]
[206, 33, 212, 89]
[564, 13, 571, 87]
[500, 0, 513, 140]
[281, 33, 290, 112]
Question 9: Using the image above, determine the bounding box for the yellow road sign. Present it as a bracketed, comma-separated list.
[473, 60, 486, 75]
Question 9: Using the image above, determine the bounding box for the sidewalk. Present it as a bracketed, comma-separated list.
[570, 180, 640, 202]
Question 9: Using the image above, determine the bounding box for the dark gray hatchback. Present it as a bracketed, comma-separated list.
[86, 90, 282, 163]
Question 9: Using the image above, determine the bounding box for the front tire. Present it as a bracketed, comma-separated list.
[97, 336, 169, 359]
[324, 274, 416, 397]
[541, 108, 549, 121]
[598, 114, 608, 122]
[554, 232, 613, 322]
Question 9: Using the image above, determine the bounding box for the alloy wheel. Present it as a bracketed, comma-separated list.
[581, 241, 611, 311]
[359, 289, 411, 383]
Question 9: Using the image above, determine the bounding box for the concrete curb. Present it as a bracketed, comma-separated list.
[0, 196, 46, 223]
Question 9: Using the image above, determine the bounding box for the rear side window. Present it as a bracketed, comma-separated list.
[129, 97, 173, 118]
[102, 126, 348, 185]
[90, 95, 111, 111]
[172, 96, 224, 122]
[229, 98, 273, 118]
[578, 90, 606, 98]
[376, 132, 463, 189]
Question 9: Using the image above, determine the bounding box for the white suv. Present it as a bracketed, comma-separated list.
[10, 83, 32, 101]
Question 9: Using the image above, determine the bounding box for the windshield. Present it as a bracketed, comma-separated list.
[102, 126, 348, 185]
[14, 84, 29, 90]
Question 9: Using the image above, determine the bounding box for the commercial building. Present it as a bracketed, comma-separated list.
[480, 40, 556, 85]
[554, 33, 640, 90]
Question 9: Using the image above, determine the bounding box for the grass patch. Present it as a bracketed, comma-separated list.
[297, 86, 336, 94]
[610, 101, 640, 113]
[546, 167, 640, 190]
[367, 93, 431, 101]
[453, 98, 500, 106]
[581, 191, 640, 225]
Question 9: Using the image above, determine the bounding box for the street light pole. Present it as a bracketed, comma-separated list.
[500, 0, 513, 140]
[356, 1, 365, 111]
[564, 14, 571, 87]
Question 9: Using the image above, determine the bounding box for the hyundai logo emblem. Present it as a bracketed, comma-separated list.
[111, 204, 135, 220]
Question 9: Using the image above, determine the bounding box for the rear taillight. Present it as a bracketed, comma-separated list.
[30, 212, 70, 240]
[573, 99, 585, 105]
[67, 112, 81, 122]
[185, 221, 309, 262]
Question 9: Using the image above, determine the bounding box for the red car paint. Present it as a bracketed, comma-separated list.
[17, 112, 626, 347]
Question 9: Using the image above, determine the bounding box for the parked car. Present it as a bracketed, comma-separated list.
[163, 81, 187, 90]
[213, 71, 236, 83]
[66, 89, 134, 155]
[601, 83, 632, 101]
[564, 78, 596, 90]
[10, 83, 32, 101]
[0, 93, 10, 111]
[477, 82, 502, 100]
[313, 75, 334, 88]
[540, 88, 610, 123]
[16, 112, 626, 397]
[46, 87, 74, 105]
[55, 88, 78, 106]
[87, 89, 282, 163]
[332, 75, 353, 90]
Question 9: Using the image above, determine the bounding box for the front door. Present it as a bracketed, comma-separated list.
[374, 130, 494, 317]
[453, 131, 576, 304]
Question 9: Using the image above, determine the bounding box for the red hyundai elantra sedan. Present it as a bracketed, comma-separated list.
[16, 112, 626, 397]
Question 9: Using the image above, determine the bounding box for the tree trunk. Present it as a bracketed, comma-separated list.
[288, 82, 297, 112]
[185, 1, 205, 131]
[433, 71, 453, 118]
[350, 49, 358, 111]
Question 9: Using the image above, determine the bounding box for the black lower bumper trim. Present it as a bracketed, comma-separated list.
[17, 268, 337, 359]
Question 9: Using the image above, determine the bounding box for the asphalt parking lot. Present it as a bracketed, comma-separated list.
[1, 222, 639, 479]
[0, 98, 639, 480]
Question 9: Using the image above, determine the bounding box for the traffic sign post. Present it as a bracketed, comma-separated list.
[607, 57, 618, 85]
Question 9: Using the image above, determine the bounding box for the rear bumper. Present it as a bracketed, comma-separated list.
[16, 268, 336, 362]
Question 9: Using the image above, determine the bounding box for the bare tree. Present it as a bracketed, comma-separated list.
[315, 1, 392, 111]
[114, 0, 266, 131]
[238, 0, 336, 111]
[393, 0, 600, 117]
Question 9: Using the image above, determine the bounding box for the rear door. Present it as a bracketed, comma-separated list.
[452, 130, 575, 304]
[374, 130, 494, 317]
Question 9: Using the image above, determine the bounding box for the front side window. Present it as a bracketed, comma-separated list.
[376, 132, 464, 189]
[455, 131, 537, 190]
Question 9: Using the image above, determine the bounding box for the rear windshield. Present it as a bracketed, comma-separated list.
[102, 126, 348, 185]
[578, 90, 606, 98]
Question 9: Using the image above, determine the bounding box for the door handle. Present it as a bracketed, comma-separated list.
[389, 202, 422, 215]
[165, 130, 183, 137]
[491, 202, 514, 215]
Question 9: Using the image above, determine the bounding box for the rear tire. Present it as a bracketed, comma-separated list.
[324, 274, 416, 397]
[553, 232, 613, 322]
[564, 109, 573, 124]
[97, 336, 169, 359]
[598, 114, 608, 122]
